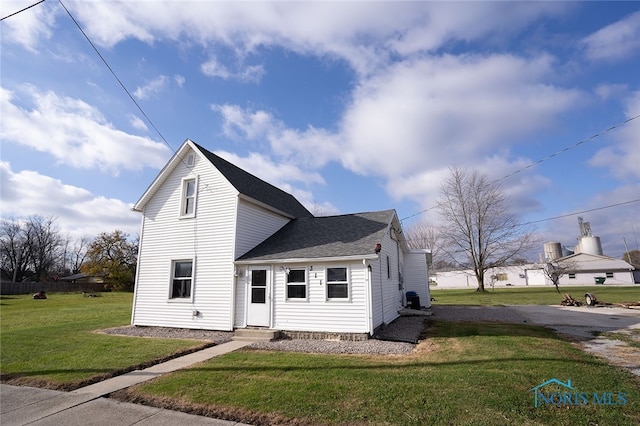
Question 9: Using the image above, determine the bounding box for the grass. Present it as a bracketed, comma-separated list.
[0, 293, 208, 389]
[430, 285, 640, 306]
[122, 321, 640, 425]
[2, 289, 639, 424]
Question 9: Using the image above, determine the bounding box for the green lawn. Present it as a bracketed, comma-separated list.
[2, 290, 639, 425]
[122, 321, 640, 425]
[430, 285, 640, 306]
[0, 293, 208, 389]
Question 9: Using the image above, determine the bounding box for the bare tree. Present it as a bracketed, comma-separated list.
[436, 167, 537, 292]
[25, 215, 63, 282]
[0, 218, 30, 282]
[405, 221, 450, 268]
[543, 258, 578, 293]
[0, 215, 63, 282]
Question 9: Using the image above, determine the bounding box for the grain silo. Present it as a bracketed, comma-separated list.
[574, 217, 604, 256]
[544, 242, 563, 261]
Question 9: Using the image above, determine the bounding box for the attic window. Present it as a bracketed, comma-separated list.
[186, 153, 195, 167]
[180, 177, 197, 218]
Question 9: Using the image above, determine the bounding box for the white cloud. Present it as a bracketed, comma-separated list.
[0, 162, 140, 238]
[594, 83, 628, 100]
[0, 85, 171, 174]
[589, 91, 640, 180]
[0, 1, 57, 51]
[174, 74, 186, 87]
[582, 11, 640, 61]
[213, 150, 332, 214]
[133, 75, 168, 100]
[212, 104, 340, 168]
[338, 54, 583, 179]
[201, 57, 264, 83]
[63, 2, 569, 75]
[128, 114, 149, 131]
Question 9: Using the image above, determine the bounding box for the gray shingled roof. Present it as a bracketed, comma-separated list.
[237, 210, 395, 261]
[193, 142, 313, 219]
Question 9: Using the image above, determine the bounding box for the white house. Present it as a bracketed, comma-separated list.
[131, 139, 430, 338]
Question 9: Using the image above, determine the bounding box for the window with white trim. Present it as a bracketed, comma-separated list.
[180, 177, 197, 217]
[605, 272, 614, 278]
[286, 269, 307, 300]
[568, 273, 576, 279]
[171, 260, 193, 299]
[327, 267, 348, 299]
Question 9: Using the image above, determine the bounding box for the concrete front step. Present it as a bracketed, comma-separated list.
[233, 328, 280, 341]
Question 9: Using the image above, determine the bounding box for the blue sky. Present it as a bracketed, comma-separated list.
[1, 1, 639, 259]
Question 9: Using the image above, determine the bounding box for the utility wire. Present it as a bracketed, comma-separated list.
[496, 113, 640, 183]
[57, 0, 174, 154]
[401, 113, 640, 222]
[521, 198, 640, 226]
[1, 0, 45, 21]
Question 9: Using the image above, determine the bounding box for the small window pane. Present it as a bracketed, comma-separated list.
[175, 261, 192, 277]
[252, 270, 267, 286]
[328, 283, 348, 299]
[605, 272, 614, 278]
[327, 267, 346, 282]
[287, 269, 305, 283]
[185, 180, 195, 196]
[251, 287, 266, 303]
[287, 285, 306, 299]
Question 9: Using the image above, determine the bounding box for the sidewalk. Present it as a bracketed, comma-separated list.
[0, 341, 252, 426]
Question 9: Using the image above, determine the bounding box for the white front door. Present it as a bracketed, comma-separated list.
[247, 267, 271, 327]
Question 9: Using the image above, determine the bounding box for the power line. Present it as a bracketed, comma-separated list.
[496, 113, 640, 183]
[521, 198, 640, 226]
[401, 113, 640, 222]
[1, 0, 45, 21]
[57, 0, 174, 154]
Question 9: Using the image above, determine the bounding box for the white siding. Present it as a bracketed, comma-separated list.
[235, 201, 290, 258]
[404, 251, 431, 308]
[369, 230, 402, 329]
[132, 148, 239, 330]
[238, 261, 372, 333]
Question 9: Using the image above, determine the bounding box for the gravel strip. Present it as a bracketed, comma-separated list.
[249, 339, 414, 355]
[98, 307, 528, 356]
[99, 326, 234, 344]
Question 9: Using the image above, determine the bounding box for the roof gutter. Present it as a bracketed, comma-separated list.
[235, 254, 380, 265]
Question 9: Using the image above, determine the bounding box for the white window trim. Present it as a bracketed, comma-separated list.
[179, 176, 198, 219]
[285, 268, 308, 301]
[326, 265, 350, 301]
[168, 258, 195, 302]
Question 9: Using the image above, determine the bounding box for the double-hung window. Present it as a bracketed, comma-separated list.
[171, 260, 193, 299]
[180, 177, 197, 218]
[286, 269, 307, 300]
[327, 267, 348, 300]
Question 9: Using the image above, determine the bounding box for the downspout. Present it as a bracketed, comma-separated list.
[131, 209, 145, 325]
[364, 259, 373, 335]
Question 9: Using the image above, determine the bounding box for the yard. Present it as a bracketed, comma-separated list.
[2, 288, 639, 424]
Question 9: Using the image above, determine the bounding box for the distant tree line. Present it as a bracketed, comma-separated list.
[0, 215, 137, 291]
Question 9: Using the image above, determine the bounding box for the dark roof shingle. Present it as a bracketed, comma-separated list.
[193, 142, 312, 218]
[237, 210, 395, 261]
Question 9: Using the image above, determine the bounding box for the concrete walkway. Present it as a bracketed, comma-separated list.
[1, 341, 252, 426]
